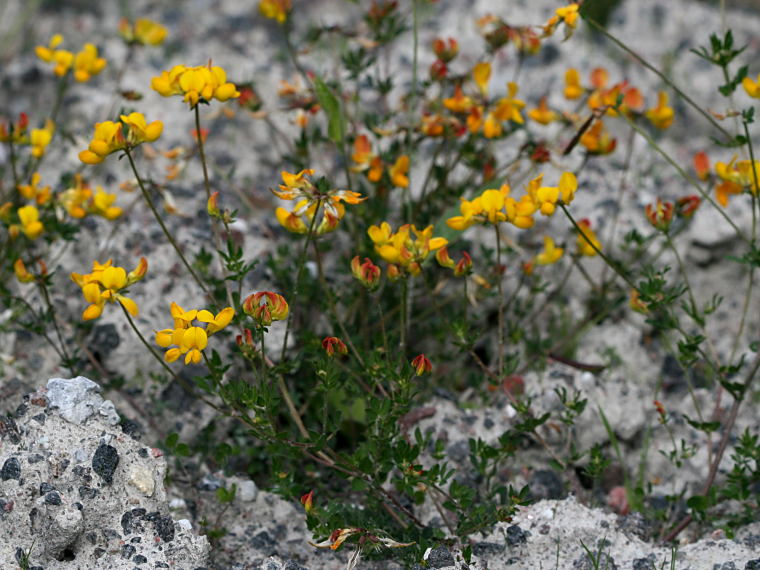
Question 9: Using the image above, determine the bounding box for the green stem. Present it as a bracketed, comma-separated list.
[495, 224, 505, 377]
[125, 149, 209, 296]
[279, 199, 321, 362]
[561, 205, 638, 292]
[583, 15, 732, 142]
[194, 105, 235, 309]
[38, 279, 77, 376]
[399, 276, 408, 363]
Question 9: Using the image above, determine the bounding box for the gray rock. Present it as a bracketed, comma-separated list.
[426, 546, 455, 568]
[46, 376, 120, 426]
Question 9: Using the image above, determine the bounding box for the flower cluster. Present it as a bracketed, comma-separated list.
[59, 174, 122, 220]
[156, 303, 234, 364]
[151, 64, 240, 107]
[35, 35, 107, 81]
[71, 258, 147, 320]
[79, 112, 163, 164]
[259, 0, 292, 23]
[273, 169, 365, 235]
[0, 114, 55, 158]
[368, 222, 448, 277]
[118, 18, 168, 46]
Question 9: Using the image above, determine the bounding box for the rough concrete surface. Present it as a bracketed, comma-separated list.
[0, 377, 209, 569]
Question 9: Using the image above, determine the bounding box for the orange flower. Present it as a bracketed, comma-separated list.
[322, 337, 348, 357]
[645, 199, 674, 232]
[411, 354, 432, 376]
[390, 155, 410, 188]
[351, 256, 381, 290]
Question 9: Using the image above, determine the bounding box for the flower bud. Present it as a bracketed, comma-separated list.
[645, 199, 674, 232]
[300, 490, 314, 513]
[322, 336, 348, 357]
[432, 37, 458, 62]
[207, 191, 220, 217]
[243, 291, 289, 326]
[350, 256, 381, 290]
[14, 259, 35, 283]
[411, 354, 432, 376]
[676, 195, 701, 218]
[127, 257, 148, 285]
[454, 251, 472, 277]
[435, 246, 455, 269]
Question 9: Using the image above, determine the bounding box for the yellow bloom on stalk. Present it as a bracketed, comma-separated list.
[259, 0, 292, 23]
[535, 236, 563, 265]
[526, 172, 577, 216]
[18, 173, 52, 206]
[151, 64, 240, 108]
[742, 74, 760, 98]
[645, 92, 674, 129]
[492, 82, 525, 124]
[580, 120, 616, 155]
[368, 222, 447, 277]
[576, 219, 601, 257]
[472, 62, 491, 96]
[714, 156, 760, 207]
[564, 68, 583, 99]
[390, 155, 410, 188]
[156, 302, 234, 364]
[447, 184, 538, 231]
[73, 44, 107, 82]
[16, 205, 44, 239]
[350, 134, 383, 182]
[14, 259, 36, 283]
[79, 112, 163, 164]
[119, 18, 168, 46]
[543, 3, 580, 40]
[528, 96, 558, 125]
[71, 258, 147, 320]
[443, 85, 474, 114]
[35, 34, 74, 77]
[242, 292, 289, 326]
[30, 120, 55, 158]
[60, 177, 123, 220]
[272, 169, 365, 235]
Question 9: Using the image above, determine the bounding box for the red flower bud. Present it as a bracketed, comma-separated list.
[322, 336, 348, 357]
[411, 354, 432, 376]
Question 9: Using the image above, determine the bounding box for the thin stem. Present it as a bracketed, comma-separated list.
[277, 374, 309, 439]
[583, 15, 732, 141]
[194, 105, 236, 310]
[125, 149, 209, 296]
[279, 199, 321, 362]
[8, 138, 19, 190]
[561, 204, 638, 292]
[120, 302, 178, 380]
[663, 350, 760, 543]
[399, 277, 408, 362]
[38, 280, 77, 376]
[494, 224, 505, 377]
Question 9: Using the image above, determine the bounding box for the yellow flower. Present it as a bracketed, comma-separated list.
[350, 135, 383, 182]
[17, 205, 44, 239]
[528, 96, 558, 125]
[18, 172, 52, 206]
[714, 156, 760, 206]
[576, 219, 601, 257]
[156, 303, 234, 365]
[151, 64, 240, 108]
[492, 82, 525, 124]
[645, 91, 674, 129]
[35, 34, 74, 77]
[580, 120, 616, 155]
[71, 258, 147, 320]
[482, 112, 502, 138]
[447, 184, 538, 231]
[390, 155, 410, 188]
[543, 3, 580, 40]
[526, 172, 577, 216]
[472, 62, 491, 96]
[73, 43, 107, 82]
[119, 18, 168, 46]
[79, 113, 162, 164]
[535, 236, 563, 265]
[30, 120, 55, 158]
[564, 68, 583, 99]
[367, 222, 447, 277]
[14, 259, 35, 283]
[442, 85, 474, 114]
[272, 169, 365, 234]
[742, 74, 760, 98]
[259, 0, 292, 23]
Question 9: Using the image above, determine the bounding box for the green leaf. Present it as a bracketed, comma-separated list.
[314, 77, 346, 144]
[683, 414, 721, 433]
